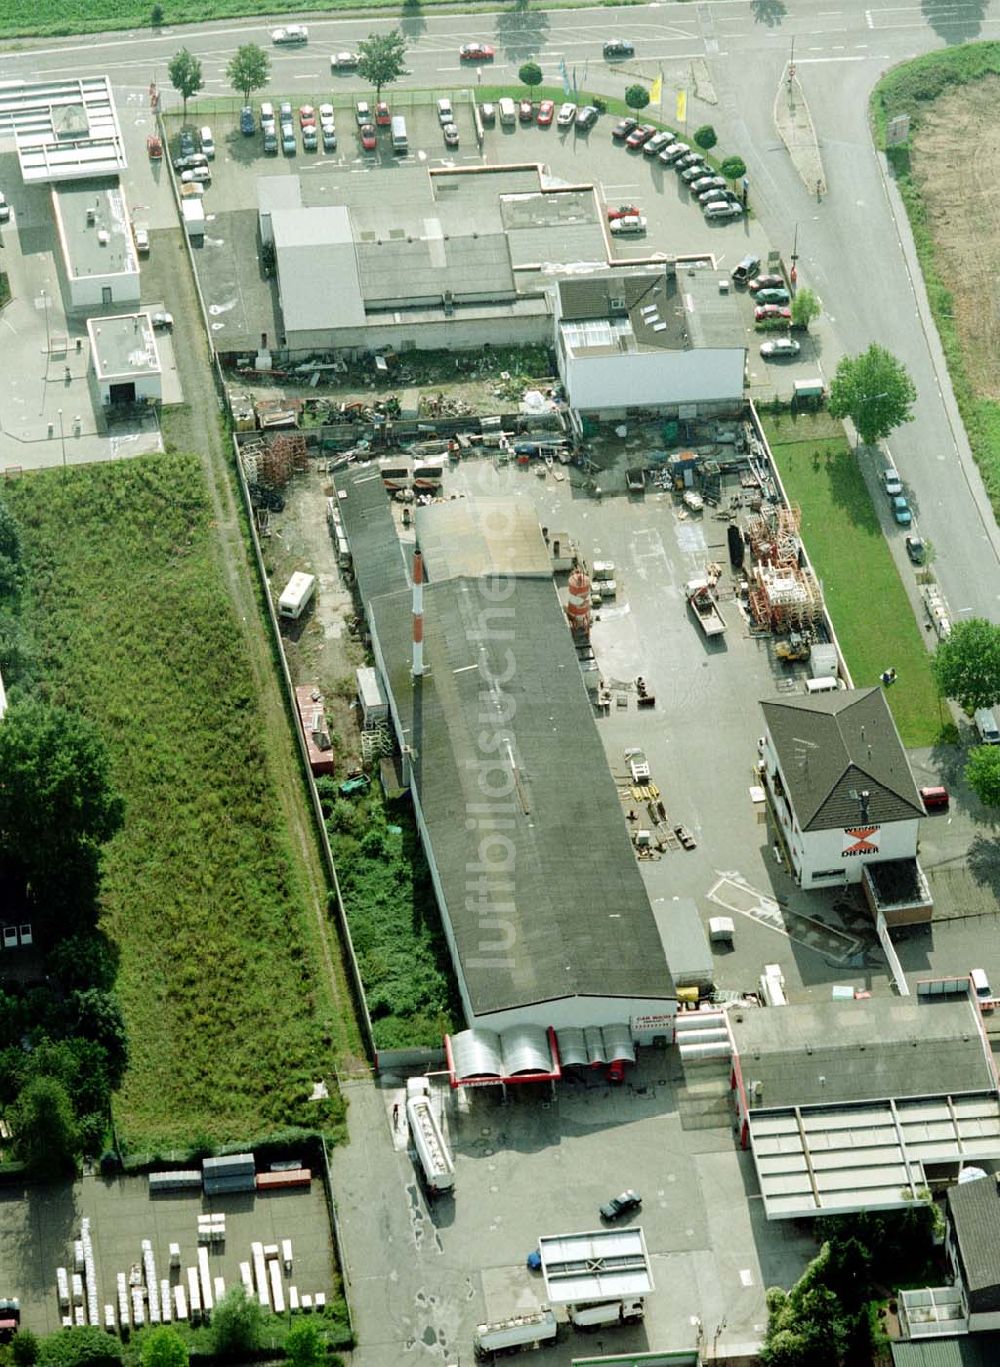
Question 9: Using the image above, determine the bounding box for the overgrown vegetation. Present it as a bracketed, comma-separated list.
[6, 456, 349, 1150]
[763, 414, 943, 747]
[872, 44, 1000, 517]
[317, 782, 459, 1049]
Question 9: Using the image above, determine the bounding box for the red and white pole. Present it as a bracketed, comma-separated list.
[412, 545, 424, 678]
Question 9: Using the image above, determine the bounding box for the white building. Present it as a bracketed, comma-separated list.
[0, 76, 127, 184]
[759, 687, 925, 892]
[86, 313, 162, 405]
[53, 179, 140, 312]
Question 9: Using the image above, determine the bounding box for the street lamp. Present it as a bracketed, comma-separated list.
[41, 287, 50, 353]
[57, 408, 66, 472]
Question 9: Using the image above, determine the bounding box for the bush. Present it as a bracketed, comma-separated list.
[150, 4, 164, 25]
[721, 155, 747, 181]
[624, 84, 650, 110]
[38, 1328, 122, 1367]
[212, 1287, 263, 1357]
[694, 124, 717, 148]
[13, 1331, 40, 1367]
[518, 62, 543, 88]
[139, 1327, 189, 1367]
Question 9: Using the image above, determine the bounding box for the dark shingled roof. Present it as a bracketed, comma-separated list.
[892, 1338, 1000, 1367]
[368, 575, 673, 1018]
[332, 465, 409, 615]
[948, 1176, 1000, 1313]
[760, 687, 923, 832]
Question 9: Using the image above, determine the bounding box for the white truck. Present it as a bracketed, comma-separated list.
[406, 1077, 454, 1195]
[568, 1297, 644, 1328]
[181, 200, 205, 242]
[685, 577, 726, 637]
[473, 1308, 558, 1358]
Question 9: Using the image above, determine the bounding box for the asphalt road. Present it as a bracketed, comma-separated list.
[4, 0, 1000, 622]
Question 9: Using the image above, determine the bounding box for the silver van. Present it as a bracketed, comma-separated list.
[975, 707, 1000, 744]
[498, 97, 516, 127]
[391, 115, 408, 152]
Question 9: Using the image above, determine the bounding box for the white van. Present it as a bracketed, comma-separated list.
[975, 707, 1000, 744]
[971, 968, 992, 1001]
[391, 115, 408, 153]
[498, 97, 516, 127]
[804, 676, 839, 694]
[278, 571, 316, 620]
[199, 126, 215, 159]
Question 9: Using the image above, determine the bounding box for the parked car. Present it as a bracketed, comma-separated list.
[607, 203, 641, 220]
[705, 201, 744, 220]
[603, 38, 635, 58]
[691, 175, 726, 195]
[146, 134, 163, 160]
[239, 106, 255, 136]
[658, 142, 688, 164]
[892, 495, 913, 525]
[173, 153, 208, 172]
[375, 101, 391, 127]
[150, 311, 173, 329]
[575, 105, 599, 131]
[755, 287, 791, 305]
[181, 166, 211, 183]
[260, 101, 275, 125]
[519, 98, 534, 122]
[319, 103, 335, 126]
[882, 467, 903, 496]
[760, 338, 801, 359]
[302, 125, 318, 150]
[537, 100, 555, 126]
[437, 97, 454, 125]
[480, 102, 496, 126]
[272, 24, 308, 43]
[698, 188, 736, 206]
[755, 304, 792, 323]
[281, 126, 296, 155]
[132, 222, 149, 253]
[298, 105, 316, 128]
[920, 784, 949, 810]
[355, 100, 372, 125]
[625, 124, 656, 149]
[459, 42, 495, 60]
[322, 126, 337, 151]
[360, 123, 377, 151]
[609, 215, 647, 235]
[331, 51, 358, 70]
[748, 273, 786, 294]
[674, 151, 702, 171]
[681, 161, 709, 182]
[732, 254, 761, 284]
[557, 102, 577, 128]
[443, 122, 460, 147]
[600, 1189, 642, 1221]
[263, 128, 278, 155]
[612, 117, 638, 141]
[178, 129, 196, 156]
[643, 130, 672, 157]
[279, 101, 293, 121]
[905, 534, 926, 564]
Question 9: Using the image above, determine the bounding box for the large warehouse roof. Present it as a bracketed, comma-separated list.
[367, 571, 672, 1018]
[761, 687, 923, 831]
[272, 207, 365, 332]
[0, 76, 126, 182]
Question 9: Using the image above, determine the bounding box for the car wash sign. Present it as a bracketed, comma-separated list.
[843, 825, 880, 858]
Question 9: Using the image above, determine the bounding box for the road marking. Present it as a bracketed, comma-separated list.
[796, 55, 870, 62]
[866, 8, 875, 25]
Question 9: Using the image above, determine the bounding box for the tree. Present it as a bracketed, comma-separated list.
[720, 155, 747, 182]
[694, 124, 717, 149]
[226, 44, 269, 105]
[790, 286, 821, 331]
[38, 1327, 122, 1367]
[932, 618, 1000, 713]
[0, 498, 23, 598]
[518, 61, 543, 88]
[356, 31, 407, 100]
[11, 1075, 78, 1177]
[624, 84, 650, 111]
[284, 1322, 326, 1367]
[150, 4, 164, 25]
[167, 48, 203, 121]
[966, 745, 1000, 807]
[827, 343, 917, 446]
[212, 1287, 263, 1357]
[12, 1331, 40, 1367]
[71, 989, 129, 1087]
[140, 1328, 189, 1367]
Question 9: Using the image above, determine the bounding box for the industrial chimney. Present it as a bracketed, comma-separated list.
[412, 545, 424, 678]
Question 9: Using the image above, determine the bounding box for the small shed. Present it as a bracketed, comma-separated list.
[652, 897, 713, 992]
[356, 666, 388, 728]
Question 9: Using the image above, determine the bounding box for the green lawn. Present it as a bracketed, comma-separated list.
[763, 414, 945, 747]
[7, 455, 349, 1151]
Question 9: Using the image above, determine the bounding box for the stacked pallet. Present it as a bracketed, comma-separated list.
[81, 1219, 99, 1325]
[197, 1213, 226, 1244]
[251, 1242, 269, 1308]
[148, 1170, 202, 1195]
[160, 1280, 172, 1324]
[116, 1273, 129, 1331]
[197, 1248, 214, 1315]
[56, 1267, 70, 1313]
[256, 1168, 310, 1191]
[141, 1240, 160, 1324]
[202, 1154, 254, 1197]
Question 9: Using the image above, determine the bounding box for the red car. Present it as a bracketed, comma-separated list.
[748, 274, 786, 294]
[359, 123, 377, 150]
[754, 304, 792, 323]
[607, 203, 641, 221]
[298, 104, 316, 127]
[519, 98, 534, 122]
[625, 124, 656, 149]
[537, 99, 555, 126]
[459, 42, 495, 61]
[375, 101, 391, 127]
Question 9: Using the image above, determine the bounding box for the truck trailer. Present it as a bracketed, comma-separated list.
[568, 1297, 644, 1328]
[473, 1308, 558, 1358]
[406, 1078, 454, 1195]
[684, 578, 726, 636]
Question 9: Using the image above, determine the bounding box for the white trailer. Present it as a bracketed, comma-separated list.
[406, 1077, 454, 1195]
[473, 1308, 558, 1358]
[278, 571, 316, 620]
[568, 1297, 644, 1327]
[181, 200, 205, 242]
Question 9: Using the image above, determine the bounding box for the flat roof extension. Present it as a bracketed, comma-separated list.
[87, 313, 161, 381]
[53, 179, 136, 281]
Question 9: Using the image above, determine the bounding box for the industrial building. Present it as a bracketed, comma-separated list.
[760, 687, 928, 909]
[553, 266, 747, 421]
[86, 313, 162, 405]
[53, 180, 140, 313]
[0, 76, 127, 183]
[729, 995, 1000, 1220]
[334, 466, 677, 1033]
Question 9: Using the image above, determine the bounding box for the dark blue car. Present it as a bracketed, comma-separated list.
[240, 106, 255, 135]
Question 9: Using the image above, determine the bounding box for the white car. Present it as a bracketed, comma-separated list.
[319, 103, 335, 125]
[557, 102, 577, 128]
[272, 25, 308, 44]
[0, 192, 9, 223]
[132, 223, 150, 253]
[759, 338, 801, 359]
[881, 467, 903, 496]
[331, 51, 358, 70]
[150, 312, 173, 330]
[437, 97, 454, 125]
[181, 166, 211, 183]
[609, 214, 647, 235]
[704, 201, 743, 220]
[355, 100, 371, 125]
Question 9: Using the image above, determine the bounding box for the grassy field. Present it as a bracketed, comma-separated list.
[7, 454, 351, 1152]
[763, 413, 945, 747]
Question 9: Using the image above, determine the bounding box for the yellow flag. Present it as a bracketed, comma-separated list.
[676, 89, 687, 124]
[650, 75, 662, 107]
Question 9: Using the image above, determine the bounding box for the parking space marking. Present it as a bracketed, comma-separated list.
[707, 873, 866, 964]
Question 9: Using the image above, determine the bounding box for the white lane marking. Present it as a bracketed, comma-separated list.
[866, 9, 875, 26]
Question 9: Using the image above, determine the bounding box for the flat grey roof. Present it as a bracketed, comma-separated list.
[732, 997, 993, 1108]
[87, 313, 160, 380]
[368, 572, 673, 1017]
[0, 76, 127, 183]
[415, 500, 552, 581]
[538, 1228, 653, 1304]
[272, 207, 365, 331]
[53, 179, 136, 280]
[761, 687, 924, 831]
[679, 263, 746, 348]
[356, 231, 514, 303]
